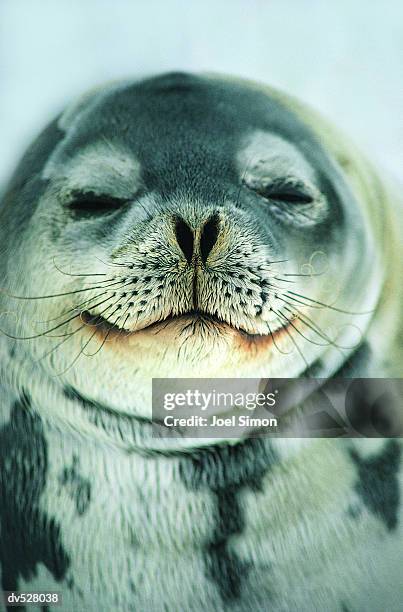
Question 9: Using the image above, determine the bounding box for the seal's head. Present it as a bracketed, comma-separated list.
[0, 72, 383, 446]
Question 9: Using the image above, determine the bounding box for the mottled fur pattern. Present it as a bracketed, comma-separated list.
[0, 73, 402, 611]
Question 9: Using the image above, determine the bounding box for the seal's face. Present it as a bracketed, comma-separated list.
[1, 72, 376, 434]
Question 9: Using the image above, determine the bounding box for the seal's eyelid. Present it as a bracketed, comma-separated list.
[245, 177, 316, 205]
[66, 190, 130, 217]
[264, 178, 315, 204]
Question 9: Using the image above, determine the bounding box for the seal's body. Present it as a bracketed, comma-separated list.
[0, 73, 402, 611]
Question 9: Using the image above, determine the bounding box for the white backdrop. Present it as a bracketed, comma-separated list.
[1, 0, 402, 186]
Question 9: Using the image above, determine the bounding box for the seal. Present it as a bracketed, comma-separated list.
[0, 72, 402, 611]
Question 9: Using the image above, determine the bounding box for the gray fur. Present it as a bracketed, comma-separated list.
[0, 72, 402, 611]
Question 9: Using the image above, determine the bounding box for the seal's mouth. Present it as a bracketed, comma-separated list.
[82, 309, 226, 333]
[81, 308, 293, 345]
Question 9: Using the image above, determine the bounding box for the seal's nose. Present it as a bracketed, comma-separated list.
[174, 214, 220, 264]
[200, 214, 220, 263]
[174, 217, 194, 264]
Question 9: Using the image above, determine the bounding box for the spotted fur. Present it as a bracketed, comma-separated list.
[0, 72, 402, 611]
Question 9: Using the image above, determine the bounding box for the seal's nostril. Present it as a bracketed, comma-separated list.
[200, 214, 220, 263]
[174, 217, 194, 264]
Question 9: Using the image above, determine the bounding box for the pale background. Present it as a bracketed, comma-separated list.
[1, 0, 402, 187]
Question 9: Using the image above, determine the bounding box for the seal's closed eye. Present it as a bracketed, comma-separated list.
[245, 178, 315, 205]
[67, 190, 129, 218]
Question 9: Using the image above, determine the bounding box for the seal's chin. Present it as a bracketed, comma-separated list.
[74, 304, 308, 388]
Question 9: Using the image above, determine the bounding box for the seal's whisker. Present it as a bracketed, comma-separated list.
[38, 298, 123, 362]
[87, 328, 112, 358]
[94, 255, 127, 268]
[34, 325, 84, 363]
[0, 279, 124, 301]
[35, 292, 116, 325]
[37, 324, 86, 362]
[77, 296, 120, 325]
[48, 298, 124, 375]
[273, 276, 295, 284]
[115, 312, 131, 339]
[84, 299, 132, 357]
[265, 259, 289, 265]
[84, 297, 130, 357]
[286, 290, 375, 315]
[281, 272, 323, 278]
[290, 307, 360, 351]
[84, 277, 120, 287]
[114, 293, 136, 328]
[272, 308, 329, 348]
[0, 311, 85, 341]
[278, 299, 362, 351]
[279, 298, 338, 340]
[281, 301, 335, 341]
[279, 303, 334, 347]
[51, 331, 100, 377]
[287, 286, 343, 309]
[52, 258, 107, 278]
[266, 320, 293, 355]
[0, 292, 118, 341]
[103, 302, 131, 344]
[281, 293, 326, 310]
[105, 293, 136, 336]
[272, 309, 310, 368]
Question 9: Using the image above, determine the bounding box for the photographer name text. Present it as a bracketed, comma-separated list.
[163, 414, 278, 428]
